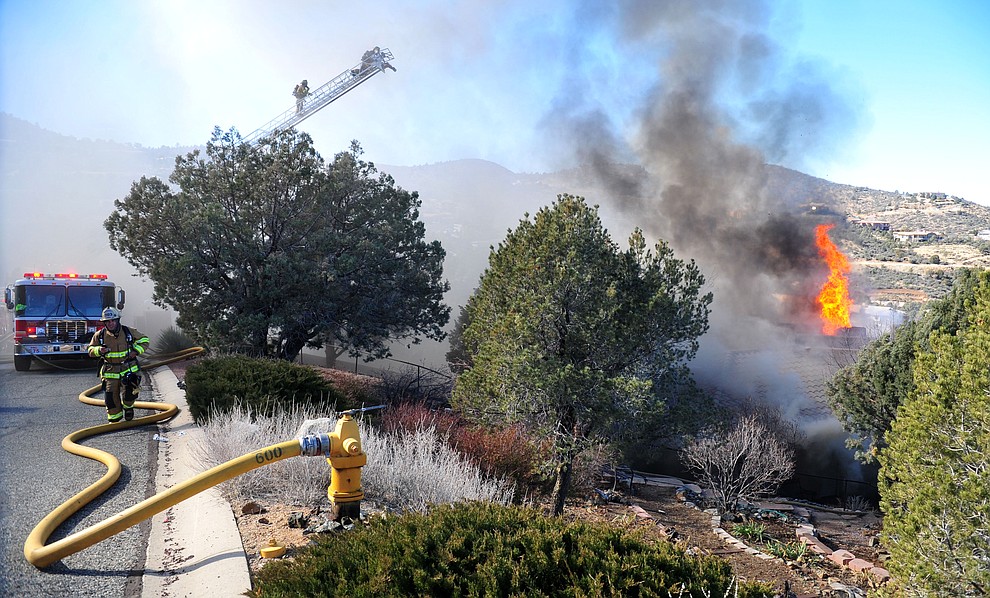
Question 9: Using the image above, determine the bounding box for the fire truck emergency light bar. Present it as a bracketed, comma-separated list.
[23, 272, 108, 280]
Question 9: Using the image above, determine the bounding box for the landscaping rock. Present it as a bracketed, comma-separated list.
[241, 501, 265, 515]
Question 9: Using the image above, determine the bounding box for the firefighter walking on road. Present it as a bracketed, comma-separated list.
[87, 307, 150, 423]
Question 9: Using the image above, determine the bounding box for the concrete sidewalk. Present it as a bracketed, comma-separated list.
[142, 366, 252, 597]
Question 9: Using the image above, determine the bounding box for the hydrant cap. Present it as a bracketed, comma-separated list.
[343, 437, 361, 455]
[260, 538, 286, 559]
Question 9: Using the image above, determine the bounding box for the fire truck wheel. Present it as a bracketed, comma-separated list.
[14, 355, 32, 371]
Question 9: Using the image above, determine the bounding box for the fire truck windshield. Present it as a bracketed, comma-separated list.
[13, 285, 110, 318]
[16, 287, 64, 317]
[67, 286, 110, 317]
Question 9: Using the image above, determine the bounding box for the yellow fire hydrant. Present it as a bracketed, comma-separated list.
[326, 411, 367, 520]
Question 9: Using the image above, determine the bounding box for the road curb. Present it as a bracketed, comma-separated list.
[141, 366, 252, 597]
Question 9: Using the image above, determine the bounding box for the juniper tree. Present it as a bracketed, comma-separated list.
[105, 128, 449, 361]
[452, 194, 711, 515]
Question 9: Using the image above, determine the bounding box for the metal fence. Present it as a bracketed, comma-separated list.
[296, 348, 451, 390]
[624, 445, 879, 506]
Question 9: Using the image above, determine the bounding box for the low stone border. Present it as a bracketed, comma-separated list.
[707, 510, 781, 562]
[637, 502, 879, 597]
[626, 502, 779, 562]
[615, 475, 892, 592]
[704, 497, 891, 587]
[794, 523, 891, 585]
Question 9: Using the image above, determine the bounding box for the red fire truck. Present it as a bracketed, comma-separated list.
[3, 272, 125, 371]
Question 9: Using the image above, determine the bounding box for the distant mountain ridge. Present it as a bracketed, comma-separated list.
[4, 113, 989, 365]
[0, 114, 198, 282]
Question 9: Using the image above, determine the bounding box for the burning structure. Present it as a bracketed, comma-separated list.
[703, 225, 877, 502]
[816, 223, 853, 336]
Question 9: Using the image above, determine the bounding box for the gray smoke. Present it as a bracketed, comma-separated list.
[544, 0, 866, 348]
[542, 0, 872, 485]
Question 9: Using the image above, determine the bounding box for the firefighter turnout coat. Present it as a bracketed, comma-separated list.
[87, 324, 150, 380]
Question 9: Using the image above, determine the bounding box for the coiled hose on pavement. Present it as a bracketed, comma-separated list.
[23, 347, 333, 569]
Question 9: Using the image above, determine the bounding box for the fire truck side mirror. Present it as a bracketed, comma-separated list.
[3, 287, 13, 310]
[116, 289, 126, 310]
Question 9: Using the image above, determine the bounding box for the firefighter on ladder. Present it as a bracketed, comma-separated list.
[293, 79, 310, 113]
[87, 307, 150, 423]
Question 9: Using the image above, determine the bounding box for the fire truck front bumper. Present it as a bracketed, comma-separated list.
[16, 343, 89, 357]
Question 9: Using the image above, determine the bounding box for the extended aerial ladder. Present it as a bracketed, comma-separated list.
[242, 47, 395, 145]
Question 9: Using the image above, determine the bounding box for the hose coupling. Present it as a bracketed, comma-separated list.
[299, 433, 332, 457]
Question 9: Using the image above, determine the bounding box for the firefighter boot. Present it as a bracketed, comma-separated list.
[123, 383, 138, 421]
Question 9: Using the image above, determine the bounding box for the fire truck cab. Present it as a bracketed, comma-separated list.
[3, 272, 125, 371]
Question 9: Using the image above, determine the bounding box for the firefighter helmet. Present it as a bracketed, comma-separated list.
[101, 307, 121, 321]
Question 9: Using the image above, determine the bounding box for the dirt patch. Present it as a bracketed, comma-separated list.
[234, 502, 320, 574]
[573, 484, 884, 596]
[164, 359, 198, 380]
[232, 484, 887, 596]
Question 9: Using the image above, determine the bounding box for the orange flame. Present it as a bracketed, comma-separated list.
[815, 223, 852, 335]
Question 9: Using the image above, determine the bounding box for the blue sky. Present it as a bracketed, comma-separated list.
[2, 0, 988, 205]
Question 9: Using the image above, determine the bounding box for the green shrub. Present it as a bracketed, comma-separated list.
[250, 502, 774, 598]
[150, 325, 197, 356]
[184, 355, 350, 423]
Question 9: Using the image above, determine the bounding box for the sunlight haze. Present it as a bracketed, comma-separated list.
[2, 0, 988, 205]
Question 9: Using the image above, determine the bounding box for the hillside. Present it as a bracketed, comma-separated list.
[4, 113, 989, 366]
[822, 179, 990, 302]
[392, 161, 990, 309]
[0, 114, 202, 338]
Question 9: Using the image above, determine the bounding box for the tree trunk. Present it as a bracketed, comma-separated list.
[282, 336, 306, 362]
[325, 340, 347, 368]
[550, 458, 574, 516]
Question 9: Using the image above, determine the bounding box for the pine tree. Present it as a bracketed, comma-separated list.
[827, 269, 990, 463]
[452, 194, 711, 514]
[878, 277, 990, 595]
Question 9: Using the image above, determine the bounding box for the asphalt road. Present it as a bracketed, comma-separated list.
[0, 357, 158, 597]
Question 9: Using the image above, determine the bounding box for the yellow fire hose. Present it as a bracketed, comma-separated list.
[22, 347, 345, 569]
